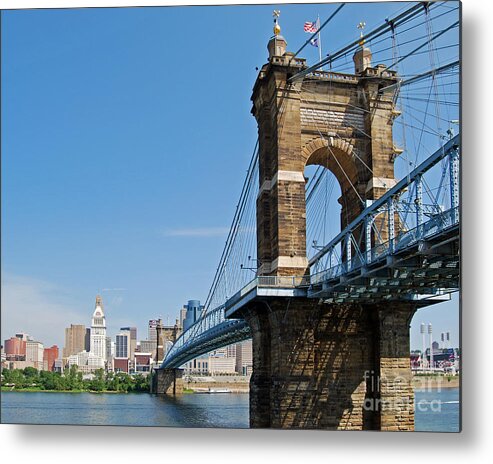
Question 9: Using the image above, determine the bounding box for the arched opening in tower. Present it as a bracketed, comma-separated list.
[304, 164, 342, 270]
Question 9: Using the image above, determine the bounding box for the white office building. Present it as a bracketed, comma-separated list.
[236, 340, 253, 375]
[25, 340, 44, 370]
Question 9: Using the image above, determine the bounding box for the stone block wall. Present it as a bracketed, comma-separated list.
[241, 298, 416, 430]
[153, 368, 184, 395]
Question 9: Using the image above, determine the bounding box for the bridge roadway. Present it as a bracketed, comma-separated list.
[162, 135, 460, 370]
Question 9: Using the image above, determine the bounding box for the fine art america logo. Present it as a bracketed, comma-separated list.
[363, 371, 445, 413]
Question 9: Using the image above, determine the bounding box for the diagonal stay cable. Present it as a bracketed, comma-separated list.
[203, 140, 259, 311]
[289, 1, 426, 82]
[387, 20, 459, 70]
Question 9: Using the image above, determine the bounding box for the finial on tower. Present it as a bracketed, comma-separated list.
[353, 21, 372, 74]
[273, 10, 281, 36]
[357, 21, 366, 46]
[268, 9, 287, 59]
[95, 294, 103, 308]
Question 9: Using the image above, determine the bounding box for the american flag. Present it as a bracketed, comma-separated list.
[304, 21, 318, 33]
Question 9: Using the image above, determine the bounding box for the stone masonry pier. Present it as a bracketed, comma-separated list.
[237, 298, 415, 430]
[152, 368, 184, 395]
[234, 28, 416, 430]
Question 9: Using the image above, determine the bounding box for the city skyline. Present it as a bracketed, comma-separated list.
[1, 3, 459, 352]
[2, 290, 459, 354]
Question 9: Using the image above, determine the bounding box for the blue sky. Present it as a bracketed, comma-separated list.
[1, 2, 460, 351]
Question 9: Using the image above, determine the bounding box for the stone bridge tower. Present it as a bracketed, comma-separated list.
[239, 21, 417, 431]
[253, 32, 400, 277]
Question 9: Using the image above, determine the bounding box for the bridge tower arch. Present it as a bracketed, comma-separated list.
[240, 29, 417, 431]
[252, 34, 400, 277]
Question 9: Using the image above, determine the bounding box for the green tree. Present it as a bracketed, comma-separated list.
[39, 370, 58, 390]
[90, 369, 106, 391]
[23, 366, 40, 386]
[2, 369, 27, 388]
[63, 365, 81, 390]
[132, 374, 149, 392]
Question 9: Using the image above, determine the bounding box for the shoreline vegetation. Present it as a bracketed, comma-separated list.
[1, 366, 149, 393]
[1, 367, 459, 394]
[0, 387, 145, 394]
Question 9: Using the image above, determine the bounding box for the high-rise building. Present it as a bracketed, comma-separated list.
[63, 324, 86, 358]
[120, 326, 137, 340]
[182, 300, 204, 332]
[90, 295, 107, 361]
[26, 340, 44, 370]
[4, 336, 26, 361]
[115, 331, 130, 358]
[105, 336, 114, 360]
[225, 344, 236, 358]
[148, 319, 159, 343]
[84, 328, 91, 352]
[236, 340, 253, 375]
[179, 307, 187, 329]
[14, 332, 31, 342]
[139, 340, 156, 359]
[120, 327, 137, 360]
[43, 345, 59, 372]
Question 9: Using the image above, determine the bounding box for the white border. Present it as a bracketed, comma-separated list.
[2, 0, 492, 462]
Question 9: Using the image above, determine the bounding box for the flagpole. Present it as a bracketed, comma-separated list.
[318, 15, 322, 64]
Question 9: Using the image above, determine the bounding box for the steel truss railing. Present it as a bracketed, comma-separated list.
[309, 134, 460, 275]
[162, 305, 251, 368]
[310, 206, 459, 286]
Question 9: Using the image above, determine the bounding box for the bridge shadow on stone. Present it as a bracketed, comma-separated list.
[240, 299, 415, 430]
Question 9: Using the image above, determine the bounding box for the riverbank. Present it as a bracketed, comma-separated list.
[184, 375, 460, 393]
[412, 375, 459, 389]
[184, 375, 250, 393]
[3, 376, 459, 394]
[184, 381, 249, 393]
[0, 387, 143, 394]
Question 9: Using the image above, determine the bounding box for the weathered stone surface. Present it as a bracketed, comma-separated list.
[239, 299, 416, 430]
[245, 44, 414, 430]
[153, 368, 184, 395]
[251, 48, 399, 276]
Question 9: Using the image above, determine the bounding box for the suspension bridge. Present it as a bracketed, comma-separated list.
[155, 1, 460, 430]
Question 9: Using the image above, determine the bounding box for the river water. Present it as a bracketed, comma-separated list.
[0, 388, 459, 431]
